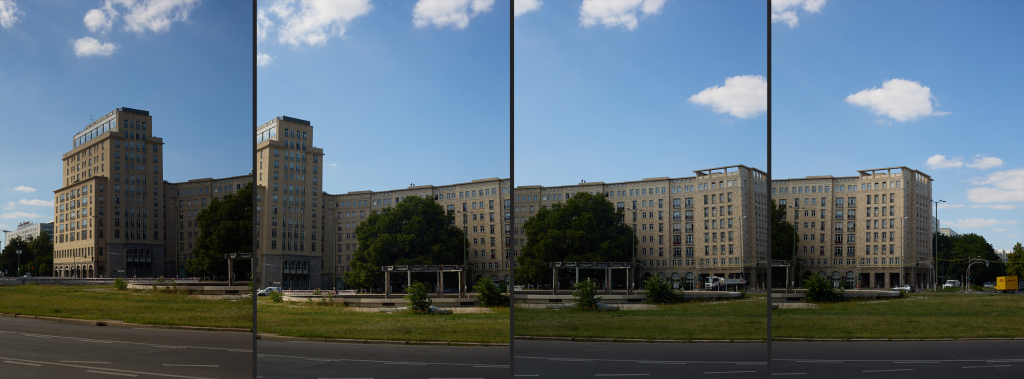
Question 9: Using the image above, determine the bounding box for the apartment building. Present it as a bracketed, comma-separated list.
[5, 221, 54, 245]
[253, 116, 325, 290]
[165, 175, 253, 278]
[52, 108, 169, 278]
[514, 165, 771, 288]
[325, 178, 512, 290]
[770, 167, 935, 289]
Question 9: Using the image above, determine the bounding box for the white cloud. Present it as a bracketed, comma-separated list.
[74, 37, 119, 57]
[0, 212, 43, 219]
[84, 8, 113, 33]
[17, 199, 53, 207]
[771, 0, 825, 28]
[937, 203, 963, 209]
[966, 154, 1004, 169]
[971, 204, 1016, 210]
[514, 0, 542, 18]
[993, 228, 1008, 232]
[413, 0, 494, 30]
[122, 0, 200, 34]
[257, 52, 273, 66]
[967, 168, 1024, 203]
[257, 8, 272, 42]
[328, 163, 337, 167]
[689, 75, 767, 119]
[579, 0, 665, 30]
[925, 154, 963, 169]
[266, 0, 373, 47]
[944, 218, 1016, 229]
[2, 202, 13, 210]
[12, 186, 36, 192]
[845, 79, 950, 122]
[0, 0, 24, 28]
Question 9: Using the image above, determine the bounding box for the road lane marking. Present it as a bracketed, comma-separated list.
[796, 361, 843, 363]
[736, 362, 766, 365]
[163, 364, 220, 367]
[63, 361, 111, 364]
[862, 369, 913, 373]
[770, 374, 806, 376]
[638, 361, 686, 365]
[473, 365, 509, 368]
[0, 357, 216, 379]
[595, 374, 649, 376]
[87, 370, 138, 377]
[893, 361, 940, 364]
[4, 360, 43, 366]
[705, 371, 757, 374]
[964, 365, 1011, 369]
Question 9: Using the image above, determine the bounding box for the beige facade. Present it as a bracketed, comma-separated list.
[770, 167, 935, 289]
[513, 165, 770, 288]
[165, 175, 253, 277]
[52, 108, 168, 278]
[325, 178, 512, 289]
[253, 116, 325, 289]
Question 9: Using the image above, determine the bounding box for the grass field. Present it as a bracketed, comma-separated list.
[514, 292, 1024, 340]
[256, 300, 510, 343]
[772, 292, 1024, 339]
[0, 284, 251, 328]
[514, 296, 769, 340]
[0, 284, 510, 343]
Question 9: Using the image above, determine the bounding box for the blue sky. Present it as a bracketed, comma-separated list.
[771, 0, 1024, 251]
[256, 0, 510, 195]
[0, 0, 252, 249]
[514, 0, 768, 187]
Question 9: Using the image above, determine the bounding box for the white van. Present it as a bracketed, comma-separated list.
[943, 280, 961, 289]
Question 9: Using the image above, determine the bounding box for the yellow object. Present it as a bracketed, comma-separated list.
[994, 276, 1018, 293]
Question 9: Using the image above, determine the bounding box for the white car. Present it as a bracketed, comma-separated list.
[257, 287, 282, 296]
[943, 280, 961, 289]
[892, 284, 915, 293]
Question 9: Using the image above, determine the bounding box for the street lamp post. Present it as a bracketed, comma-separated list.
[899, 216, 908, 286]
[932, 200, 944, 291]
[632, 205, 639, 290]
[17, 250, 23, 277]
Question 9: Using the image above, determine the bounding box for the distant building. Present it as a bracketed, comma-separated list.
[939, 228, 959, 238]
[5, 221, 55, 245]
[995, 249, 1011, 262]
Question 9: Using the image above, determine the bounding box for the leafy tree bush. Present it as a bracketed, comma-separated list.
[644, 275, 682, 304]
[269, 290, 283, 303]
[573, 278, 602, 311]
[515, 192, 635, 285]
[474, 277, 509, 307]
[405, 281, 432, 313]
[114, 277, 128, 291]
[804, 274, 844, 303]
[188, 183, 253, 278]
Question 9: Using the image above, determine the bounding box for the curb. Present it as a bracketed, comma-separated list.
[0, 312, 252, 333]
[514, 335, 1024, 344]
[256, 332, 509, 347]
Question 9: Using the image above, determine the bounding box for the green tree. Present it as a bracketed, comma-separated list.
[770, 199, 799, 287]
[186, 182, 253, 278]
[934, 233, 1005, 285]
[404, 281, 432, 313]
[572, 278, 602, 311]
[345, 195, 465, 288]
[474, 276, 510, 307]
[30, 232, 53, 277]
[804, 273, 844, 303]
[1, 236, 33, 276]
[1007, 242, 1024, 279]
[644, 275, 682, 304]
[515, 192, 635, 285]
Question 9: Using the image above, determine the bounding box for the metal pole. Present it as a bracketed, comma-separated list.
[933, 200, 943, 292]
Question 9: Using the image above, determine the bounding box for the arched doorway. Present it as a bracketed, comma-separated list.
[685, 272, 694, 290]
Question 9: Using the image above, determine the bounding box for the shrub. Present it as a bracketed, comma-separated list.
[269, 290, 283, 303]
[804, 274, 844, 303]
[474, 277, 510, 307]
[404, 281, 432, 313]
[114, 277, 128, 291]
[644, 275, 682, 304]
[573, 278, 602, 311]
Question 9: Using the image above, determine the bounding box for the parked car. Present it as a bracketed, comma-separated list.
[943, 280, 961, 289]
[257, 287, 282, 296]
[983, 282, 995, 289]
[892, 284, 915, 293]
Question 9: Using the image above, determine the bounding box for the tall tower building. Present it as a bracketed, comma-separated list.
[254, 116, 325, 289]
[52, 108, 169, 278]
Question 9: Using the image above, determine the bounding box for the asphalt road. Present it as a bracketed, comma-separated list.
[515, 340, 1024, 378]
[256, 339, 511, 379]
[0, 316, 252, 379]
